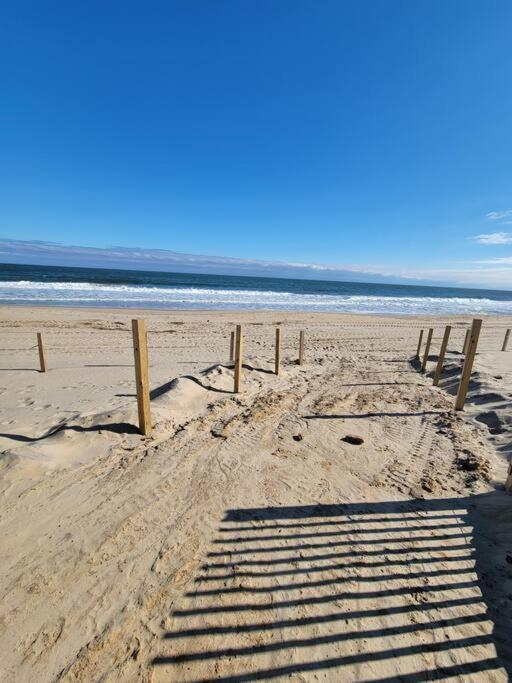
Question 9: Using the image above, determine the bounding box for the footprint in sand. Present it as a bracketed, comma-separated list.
[34, 403, 52, 411]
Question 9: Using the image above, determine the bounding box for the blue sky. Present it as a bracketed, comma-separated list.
[1, 1, 512, 288]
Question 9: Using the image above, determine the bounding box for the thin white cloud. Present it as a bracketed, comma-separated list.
[477, 257, 512, 265]
[473, 232, 512, 245]
[486, 210, 512, 221]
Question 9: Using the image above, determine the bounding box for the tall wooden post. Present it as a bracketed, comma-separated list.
[433, 325, 451, 386]
[132, 319, 151, 436]
[275, 327, 281, 375]
[416, 329, 424, 359]
[455, 318, 482, 411]
[502, 329, 511, 352]
[505, 462, 512, 493]
[421, 328, 433, 372]
[229, 331, 235, 361]
[234, 324, 243, 393]
[462, 328, 470, 355]
[37, 332, 46, 373]
[298, 330, 305, 366]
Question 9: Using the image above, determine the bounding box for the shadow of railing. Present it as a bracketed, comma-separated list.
[151, 495, 511, 681]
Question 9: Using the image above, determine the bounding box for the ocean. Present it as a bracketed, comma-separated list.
[1, 263, 512, 315]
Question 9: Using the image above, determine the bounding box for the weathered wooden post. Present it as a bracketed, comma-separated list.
[421, 328, 433, 372]
[132, 319, 151, 436]
[229, 331, 235, 362]
[462, 328, 470, 355]
[433, 325, 451, 386]
[275, 327, 281, 375]
[416, 329, 424, 359]
[37, 332, 46, 373]
[502, 329, 511, 352]
[505, 462, 512, 493]
[455, 318, 482, 411]
[298, 330, 305, 366]
[234, 324, 243, 393]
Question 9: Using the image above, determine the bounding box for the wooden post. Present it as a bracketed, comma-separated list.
[421, 328, 433, 372]
[132, 319, 151, 436]
[415, 329, 424, 359]
[502, 329, 511, 352]
[234, 324, 243, 393]
[455, 318, 482, 411]
[298, 330, 305, 366]
[37, 332, 46, 373]
[505, 462, 512, 493]
[462, 328, 470, 355]
[433, 325, 451, 386]
[275, 327, 281, 375]
[229, 331, 235, 362]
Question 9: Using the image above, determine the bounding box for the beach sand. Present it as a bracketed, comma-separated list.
[1, 305, 512, 681]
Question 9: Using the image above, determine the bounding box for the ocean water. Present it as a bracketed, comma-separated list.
[1, 263, 512, 315]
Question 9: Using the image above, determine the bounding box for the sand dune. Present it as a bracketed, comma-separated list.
[0, 306, 511, 681]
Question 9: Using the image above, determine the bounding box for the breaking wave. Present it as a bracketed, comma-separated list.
[2, 279, 512, 314]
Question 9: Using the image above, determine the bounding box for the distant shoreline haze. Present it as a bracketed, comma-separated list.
[1, 238, 510, 291]
[0, 241, 436, 287]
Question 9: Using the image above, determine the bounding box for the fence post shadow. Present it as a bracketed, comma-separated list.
[150, 491, 512, 681]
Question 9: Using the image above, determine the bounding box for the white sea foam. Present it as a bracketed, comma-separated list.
[1, 280, 512, 314]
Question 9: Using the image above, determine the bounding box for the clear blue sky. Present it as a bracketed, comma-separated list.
[2, 1, 512, 287]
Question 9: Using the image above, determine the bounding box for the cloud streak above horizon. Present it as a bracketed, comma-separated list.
[473, 232, 512, 245]
[1, 238, 512, 289]
[486, 210, 512, 223]
[0, 238, 417, 284]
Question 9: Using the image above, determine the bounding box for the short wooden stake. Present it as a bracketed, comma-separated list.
[132, 319, 152, 436]
[234, 324, 243, 393]
[37, 332, 46, 373]
[229, 331, 235, 362]
[502, 329, 510, 352]
[421, 328, 433, 372]
[433, 325, 451, 386]
[416, 329, 424, 359]
[275, 328, 281, 375]
[455, 318, 482, 411]
[462, 328, 470, 355]
[298, 330, 305, 366]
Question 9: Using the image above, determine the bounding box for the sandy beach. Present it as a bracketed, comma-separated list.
[1, 305, 512, 681]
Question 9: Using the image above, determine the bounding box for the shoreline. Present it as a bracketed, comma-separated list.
[2, 302, 512, 323]
[3, 264, 512, 317]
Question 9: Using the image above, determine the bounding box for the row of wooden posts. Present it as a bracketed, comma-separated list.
[34, 322, 302, 437]
[417, 320, 512, 491]
[34, 323, 510, 382]
[33, 321, 509, 433]
[416, 318, 485, 411]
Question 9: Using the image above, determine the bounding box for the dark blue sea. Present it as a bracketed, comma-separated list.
[1, 263, 512, 315]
